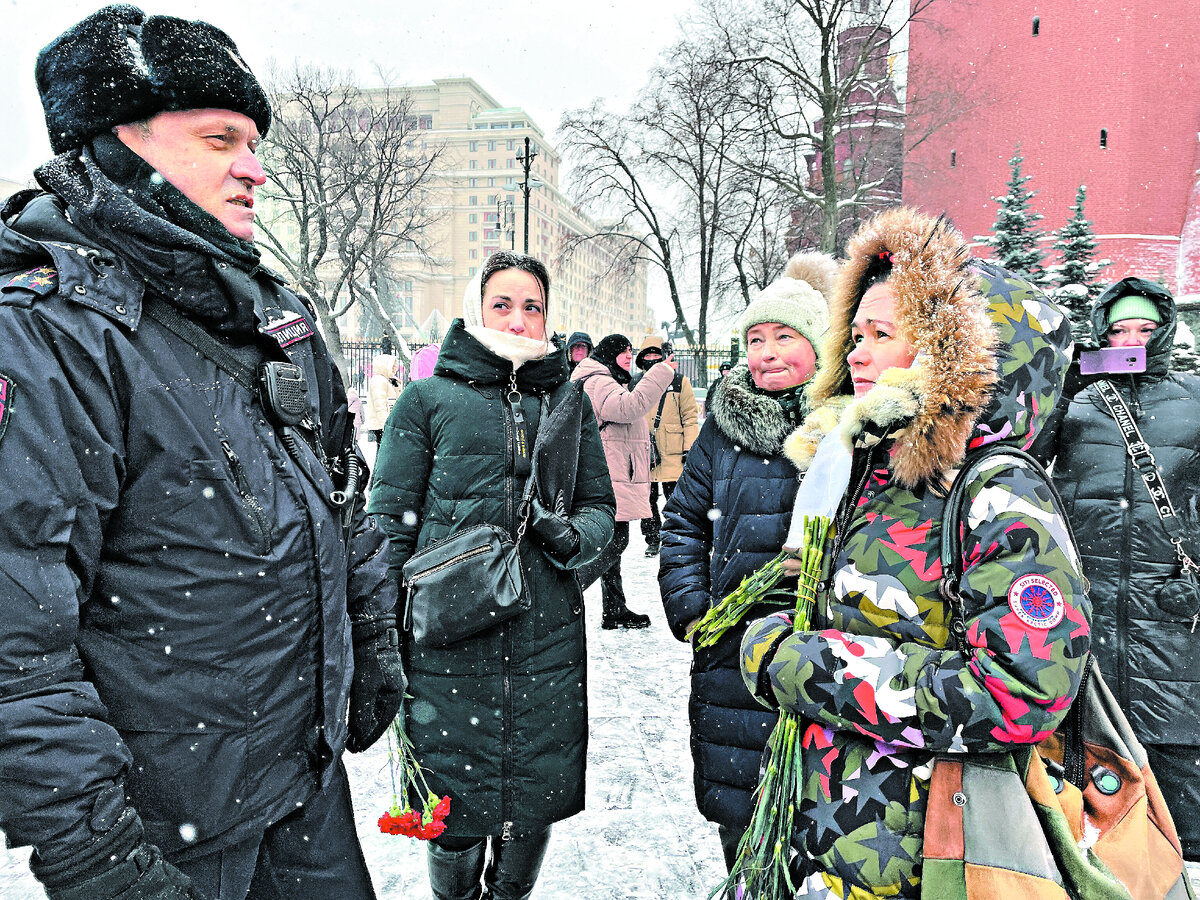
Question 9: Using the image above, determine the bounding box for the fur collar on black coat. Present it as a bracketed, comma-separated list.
[706, 364, 806, 460]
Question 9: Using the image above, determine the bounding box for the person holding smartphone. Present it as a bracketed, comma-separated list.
[1049, 277, 1200, 863]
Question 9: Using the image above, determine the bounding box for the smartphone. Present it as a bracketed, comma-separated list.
[1079, 345, 1147, 376]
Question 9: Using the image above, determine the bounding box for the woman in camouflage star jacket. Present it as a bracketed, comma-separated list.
[740, 208, 1090, 899]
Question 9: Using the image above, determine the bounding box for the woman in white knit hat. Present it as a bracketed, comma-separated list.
[657, 251, 837, 872]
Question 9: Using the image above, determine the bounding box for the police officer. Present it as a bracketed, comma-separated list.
[0, 6, 403, 899]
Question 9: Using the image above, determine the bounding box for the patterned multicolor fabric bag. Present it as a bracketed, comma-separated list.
[925, 445, 1194, 900]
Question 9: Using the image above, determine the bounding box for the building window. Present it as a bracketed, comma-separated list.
[1032, 16, 1040, 36]
[488, 159, 496, 169]
[507, 159, 515, 169]
[469, 178, 477, 187]
[1100, 128, 1108, 148]
[469, 267, 477, 276]
[469, 196, 478, 206]
[487, 194, 498, 205]
[469, 249, 478, 260]
[469, 159, 477, 170]
[469, 213, 478, 223]
[419, 116, 433, 129]
[507, 139, 515, 151]
[487, 177, 495, 187]
[468, 141, 477, 152]
[469, 231, 478, 242]
[950, 149, 957, 167]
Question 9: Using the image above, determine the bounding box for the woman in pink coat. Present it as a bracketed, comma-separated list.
[572, 334, 674, 628]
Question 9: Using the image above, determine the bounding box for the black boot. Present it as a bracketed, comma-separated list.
[428, 839, 487, 900]
[599, 569, 649, 629]
[483, 828, 551, 900]
[604, 609, 651, 629]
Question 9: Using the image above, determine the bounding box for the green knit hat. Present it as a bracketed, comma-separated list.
[738, 277, 830, 363]
[1107, 293, 1161, 326]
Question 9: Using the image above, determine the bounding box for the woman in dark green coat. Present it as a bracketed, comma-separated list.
[369, 252, 615, 900]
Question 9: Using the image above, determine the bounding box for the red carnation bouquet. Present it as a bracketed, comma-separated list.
[378, 718, 451, 841]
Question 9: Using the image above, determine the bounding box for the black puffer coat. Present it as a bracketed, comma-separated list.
[369, 320, 615, 838]
[1052, 278, 1200, 743]
[0, 193, 395, 863]
[657, 366, 802, 830]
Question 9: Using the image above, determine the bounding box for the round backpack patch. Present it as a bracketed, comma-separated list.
[1008, 574, 1065, 629]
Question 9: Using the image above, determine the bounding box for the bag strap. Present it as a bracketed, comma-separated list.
[1093, 379, 1200, 576]
[940, 443, 1092, 788]
[651, 383, 670, 432]
[939, 444, 1079, 651]
[144, 296, 359, 518]
[513, 393, 550, 546]
[142, 296, 260, 392]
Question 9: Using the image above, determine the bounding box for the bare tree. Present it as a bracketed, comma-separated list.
[714, 126, 798, 311]
[257, 64, 444, 374]
[561, 37, 752, 381]
[703, 0, 947, 254]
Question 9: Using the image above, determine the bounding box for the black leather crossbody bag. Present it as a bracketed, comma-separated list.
[401, 394, 548, 647]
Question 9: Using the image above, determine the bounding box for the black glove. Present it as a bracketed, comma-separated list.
[347, 614, 407, 753]
[527, 497, 581, 563]
[32, 804, 203, 900]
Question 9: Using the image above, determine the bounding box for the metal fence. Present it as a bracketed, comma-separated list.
[341, 339, 739, 395]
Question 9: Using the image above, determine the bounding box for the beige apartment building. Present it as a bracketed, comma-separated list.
[365, 77, 654, 343]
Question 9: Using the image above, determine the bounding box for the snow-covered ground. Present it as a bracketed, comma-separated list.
[5, 493, 1200, 898]
[0, 525, 726, 899]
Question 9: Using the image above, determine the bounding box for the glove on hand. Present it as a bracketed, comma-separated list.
[347, 614, 406, 753]
[527, 497, 580, 563]
[34, 804, 202, 900]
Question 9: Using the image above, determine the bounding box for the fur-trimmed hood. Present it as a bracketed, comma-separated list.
[787, 207, 1074, 487]
[707, 364, 804, 459]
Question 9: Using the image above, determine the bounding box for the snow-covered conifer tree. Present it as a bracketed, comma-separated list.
[978, 152, 1047, 285]
[1046, 186, 1109, 340]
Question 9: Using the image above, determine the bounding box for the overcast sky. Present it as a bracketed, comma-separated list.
[0, 0, 696, 181]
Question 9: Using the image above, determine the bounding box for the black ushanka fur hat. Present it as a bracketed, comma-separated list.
[36, 4, 272, 154]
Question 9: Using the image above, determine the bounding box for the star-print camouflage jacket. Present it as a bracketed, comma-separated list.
[740, 209, 1089, 900]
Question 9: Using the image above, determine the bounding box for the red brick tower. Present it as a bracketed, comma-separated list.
[902, 2, 1200, 294]
[789, 5, 905, 253]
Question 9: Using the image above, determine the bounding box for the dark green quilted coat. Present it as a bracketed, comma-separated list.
[368, 320, 615, 838]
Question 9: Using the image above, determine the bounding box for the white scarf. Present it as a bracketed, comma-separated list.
[462, 268, 551, 370]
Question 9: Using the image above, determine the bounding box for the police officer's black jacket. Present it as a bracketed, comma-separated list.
[0, 188, 396, 864]
[1052, 279, 1200, 744]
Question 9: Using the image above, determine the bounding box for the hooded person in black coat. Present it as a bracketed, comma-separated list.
[565, 330, 593, 371]
[370, 252, 615, 900]
[1050, 276, 1200, 860]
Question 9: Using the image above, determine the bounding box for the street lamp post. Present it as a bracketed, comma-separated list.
[496, 198, 514, 250]
[514, 136, 539, 254]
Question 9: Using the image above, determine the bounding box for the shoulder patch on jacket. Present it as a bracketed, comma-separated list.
[0, 373, 13, 446]
[3, 266, 57, 295]
[263, 310, 314, 348]
[1008, 574, 1065, 629]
